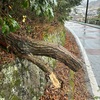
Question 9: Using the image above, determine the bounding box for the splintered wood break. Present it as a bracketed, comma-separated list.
[49, 72, 61, 88]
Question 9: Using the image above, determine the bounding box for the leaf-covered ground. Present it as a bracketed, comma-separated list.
[40, 31, 93, 100]
[0, 22, 93, 100]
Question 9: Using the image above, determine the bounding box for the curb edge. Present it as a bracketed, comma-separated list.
[64, 21, 100, 99]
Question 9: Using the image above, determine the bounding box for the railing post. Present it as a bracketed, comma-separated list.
[85, 0, 89, 23]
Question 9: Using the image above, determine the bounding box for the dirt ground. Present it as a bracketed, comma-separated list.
[0, 23, 93, 100]
[40, 31, 93, 100]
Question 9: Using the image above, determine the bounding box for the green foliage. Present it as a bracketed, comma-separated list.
[88, 17, 100, 25]
[54, 0, 82, 22]
[94, 87, 100, 100]
[2, 23, 10, 34]
[30, 0, 57, 18]
[97, 8, 100, 18]
[1, 15, 20, 35]
[0, 0, 82, 34]
[69, 70, 75, 100]
[22, 0, 29, 8]
[11, 95, 21, 100]
[14, 79, 21, 86]
[0, 0, 83, 99]
[43, 29, 66, 68]
[0, 17, 3, 25]
[94, 96, 100, 100]
[7, 16, 20, 32]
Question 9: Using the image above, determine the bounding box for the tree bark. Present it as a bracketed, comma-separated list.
[19, 54, 53, 74]
[19, 54, 61, 88]
[0, 33, 83, 72]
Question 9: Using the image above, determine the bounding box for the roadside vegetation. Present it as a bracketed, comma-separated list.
[0, 0, 93, 100]
[88, 8, 100, 25]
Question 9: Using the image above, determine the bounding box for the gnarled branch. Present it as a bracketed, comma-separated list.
[0, 33, 83, 72]
[18, 54, 61, 88]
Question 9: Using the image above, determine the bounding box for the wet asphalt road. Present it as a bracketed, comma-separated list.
[65, 22, 100, 87]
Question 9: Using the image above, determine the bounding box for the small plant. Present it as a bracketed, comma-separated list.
[43, 30, 66, 68]
[94, 96, 100, 100]
[94, 87, 100, 100]
[0, 15, 20, 35]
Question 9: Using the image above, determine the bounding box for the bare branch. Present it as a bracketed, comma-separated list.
[0, 33, 83, 72]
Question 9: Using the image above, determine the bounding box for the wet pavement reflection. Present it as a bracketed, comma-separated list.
[65, 22, 100, 87]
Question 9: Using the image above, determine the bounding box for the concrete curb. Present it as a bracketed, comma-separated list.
[64, 22, 100, 99]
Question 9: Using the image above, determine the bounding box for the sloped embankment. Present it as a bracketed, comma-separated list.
[40, 29, 92, 100]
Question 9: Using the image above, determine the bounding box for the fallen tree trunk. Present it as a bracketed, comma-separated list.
[0, 33, 83, 72]
[19, 54, 61, 88]
[0, 32, 84, 88]
[19, 54, 53, 74]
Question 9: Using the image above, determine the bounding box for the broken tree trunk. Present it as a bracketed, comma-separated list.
[0, 32, 84, 88]
[0, 33, 83, 72]
[19, 54, 61, 88]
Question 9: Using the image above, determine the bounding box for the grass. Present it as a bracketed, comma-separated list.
[43, 29, 76, 99]
[43, 29, 66, 68]
[67, 70, 75, 100]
